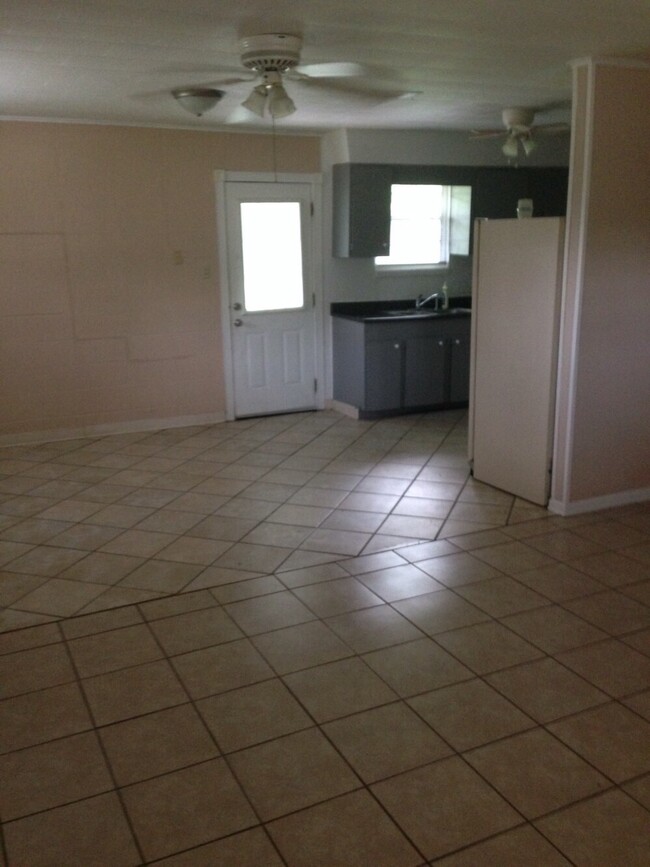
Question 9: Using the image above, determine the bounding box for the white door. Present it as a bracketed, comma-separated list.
[222, 179, 319, 418]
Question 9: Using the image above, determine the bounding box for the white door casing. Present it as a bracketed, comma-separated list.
[216, 172, 323, 420]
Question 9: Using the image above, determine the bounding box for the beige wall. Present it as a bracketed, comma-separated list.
[553, 60, 650, 509]
[0, 122, 320, 440]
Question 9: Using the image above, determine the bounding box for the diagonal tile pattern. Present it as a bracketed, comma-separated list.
[0, 408, 648, 864]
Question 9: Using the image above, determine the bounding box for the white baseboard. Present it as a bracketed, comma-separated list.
[548, 486, 650, 516]
[0, 412, 227, 449]
[325, 399, 360, 419]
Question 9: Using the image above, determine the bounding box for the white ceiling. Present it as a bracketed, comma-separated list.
[2, 0, 650, 133]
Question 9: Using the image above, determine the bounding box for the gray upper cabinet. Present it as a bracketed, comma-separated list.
[332, 163, 392, 257]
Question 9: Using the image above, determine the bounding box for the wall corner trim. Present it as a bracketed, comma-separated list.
[548, 486, 650, 517]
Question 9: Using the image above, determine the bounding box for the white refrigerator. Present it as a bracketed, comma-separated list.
[468, 217, 565, 506]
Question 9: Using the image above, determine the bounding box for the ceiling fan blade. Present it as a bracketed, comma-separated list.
[469, 129, 506, 139]
[534, 122, 571, 135]
[292, 61, 369, 79]
[289, 76, 416, 105]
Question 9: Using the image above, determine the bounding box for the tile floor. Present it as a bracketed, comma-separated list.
[0, 409, 649, 864]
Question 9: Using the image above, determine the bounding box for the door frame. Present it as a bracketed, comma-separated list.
[215, 170, 324, 421]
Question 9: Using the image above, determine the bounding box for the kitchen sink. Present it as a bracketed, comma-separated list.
[378, 307, 471, 318]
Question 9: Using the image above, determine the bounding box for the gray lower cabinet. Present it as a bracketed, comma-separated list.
[332, 316, 470, 415]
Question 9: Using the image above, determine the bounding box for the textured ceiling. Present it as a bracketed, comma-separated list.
[2, 0, 649, 133]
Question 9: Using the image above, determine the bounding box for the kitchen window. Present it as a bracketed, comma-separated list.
[375, 183, 471, 271]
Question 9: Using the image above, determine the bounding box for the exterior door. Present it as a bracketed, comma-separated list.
[222, 179, 319, 418]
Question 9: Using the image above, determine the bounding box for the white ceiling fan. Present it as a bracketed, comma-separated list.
[471, 107, 570, 158]
[172, 33, 413, 121]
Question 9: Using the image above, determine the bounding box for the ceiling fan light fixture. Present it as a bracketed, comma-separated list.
[172, 88, 224, 117]
[522, 136, 537, 155]
[502, 135, 519, 158]
[267, 84, 296, 118]
[242, 85, 268, 117]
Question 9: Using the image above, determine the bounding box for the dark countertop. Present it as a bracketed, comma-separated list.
[330, 295, 472, 322]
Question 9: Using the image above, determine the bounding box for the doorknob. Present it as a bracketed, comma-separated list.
[233, 318, 243, 327]
[232, 302, 242, 311]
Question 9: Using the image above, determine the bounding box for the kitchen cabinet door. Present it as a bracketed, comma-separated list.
[403, 336, 447, 407]
[365, 339, 403, 410]
[449, 335, 471, 403]
[333, 164, 392, 257]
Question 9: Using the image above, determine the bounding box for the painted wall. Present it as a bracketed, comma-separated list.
[552, 60, 650, 510]
[0, 122, 320, 441]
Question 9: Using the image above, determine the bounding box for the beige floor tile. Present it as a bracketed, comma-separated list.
[292, 577, 383, 617]
[58, 551, 144, 584]
[339, 491, 401, 513]
[182, 564, 264, 592]
[341, 549, 409, 574]
[4, 519, 86, 546]
[392, 589, 490, 635]
[82, 659, 188, 725]
[100, 529, 178, 557]
[118, 559, 202, 593]
[448, 502, 512, 525]
[405, 479, 464, 499]
[268, 789, 422, 867]
[13, 577, 110, 617]
[84, 503, 155, 529]
[371, 756, 520, 860]
[228, 728, 360, 821]
[378, 514, 444, 539]
[570, 550, 650, 586]
[416, 551, 500, 586]
[197, 679, 312, 752]
[444, 528, 512, 549]
[465, 728, 610, 818]
[167, 491, 230, 514]
[122, 758, 257, 862]
[171, 638, 274, 699]
[279, 561, 349, 588]
[325, 605, 424, 653]
[149, 606, 242, 655]
[438, 519, 502, 538]
[355, 563, 443, 602]
[513, 561, 604, 601]
[288, 486, 349, 507]
[0, 620, 61, 653]
[47, 522, 120, 551]
[548, 701, 650, 782]
[67, 623, 163, 677]
[408, 678, 534, 751]
[242, 521, 314, 547]
[472, 541, 557, 574]
[534, 790, 650, 866]
[155, 535, 232, 565]
[0, 731, 112, 820]
[436, 620, 545, 674]
[224, 591, 316, 635]
[5, 544, 88, 577]
[79, 585, 164, 613]
[557, 638, 650, 697]
[132, 509, 205, 534]
[572, 519, 649, 549]
[501, 604, 608, 654]
[486, 657, 609, 723]
[210, 575, 285, 603]
[3, 792, 140, 867]
[0, 573, 48, 607]
[525, 530, 607, 560]
[187, 514, 258, 541]
[301, 528, 372, 556]
[0, 641, 75, 701]
[433, 825, 572, 866]
[623, 774, 650, 811]
[252, 620, 352, 674]
[151, 827, 284, 866]
[454, 575, 550, 617]
[283, 657, 398, 722]
[61, 605, 143, 639]
[100, 703, 219, 786]
[364, 637, 473, 697]
[563, 589, 650, 635]
[323, 701, 452, 783]
[138, 589, 218, 622]
[212, 541, 293, 572]
[0, 681, 92, 754]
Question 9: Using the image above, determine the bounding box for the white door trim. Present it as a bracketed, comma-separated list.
[215, 170, 324, 421]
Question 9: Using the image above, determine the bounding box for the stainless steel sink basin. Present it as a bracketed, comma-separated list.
[378, 307, 471, 318]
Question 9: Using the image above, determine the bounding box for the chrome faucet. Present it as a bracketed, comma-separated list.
[415, 291, 445, 311]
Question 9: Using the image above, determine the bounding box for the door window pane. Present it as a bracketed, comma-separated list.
[240, 202, 304, 312]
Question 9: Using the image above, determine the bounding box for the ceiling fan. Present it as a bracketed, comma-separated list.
[471, 107, 570, 158]
[172, 33, 412, 121]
